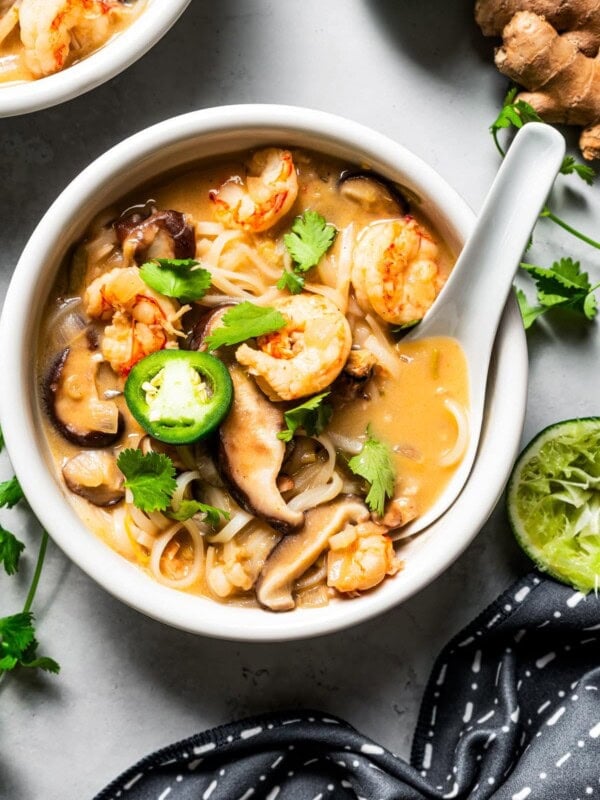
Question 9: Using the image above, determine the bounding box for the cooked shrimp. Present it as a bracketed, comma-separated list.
[83, 267, 185, 375]
[209, 148, 298, 233]
[19, 0, 121, 77]
[327, 521, 401, 593]
[351, 217, 444, 325]
[235, 293, 352, 401]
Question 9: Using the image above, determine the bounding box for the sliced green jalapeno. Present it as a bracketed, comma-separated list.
[124, 350, 233, 445]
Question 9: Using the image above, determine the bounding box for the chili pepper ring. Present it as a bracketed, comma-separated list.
[124, 350, 233, 444]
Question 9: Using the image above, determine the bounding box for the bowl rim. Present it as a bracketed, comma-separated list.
[0, 105, 528, 641]
[0, 0, 191, 117]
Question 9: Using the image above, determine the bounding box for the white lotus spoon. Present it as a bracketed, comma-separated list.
[399, 122, 565, 537]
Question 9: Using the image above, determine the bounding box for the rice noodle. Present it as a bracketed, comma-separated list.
[288, 470, 343, 513]
[287, 434, 336, 496]
[207, 267, 261, 299]
[230, 243, 283, 280]
[149, 521, 204, 589]
[206, 509, 253, 544]
[439, 397, 469, 467]
[203, 230, 244, 266]
[209, 265, 267, 293]
[171, 470, 202, 509]
[128, 504, 161, 536]
[304, 281, 347, 313]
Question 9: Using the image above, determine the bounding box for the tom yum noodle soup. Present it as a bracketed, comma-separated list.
[0, 0, 145, 83]
[37, 147, 469, 612]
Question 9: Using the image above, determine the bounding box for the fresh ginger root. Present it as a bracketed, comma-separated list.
[475, 2, 600, 159]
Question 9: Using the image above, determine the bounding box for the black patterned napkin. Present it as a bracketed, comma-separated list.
[94, 573, 600, 800]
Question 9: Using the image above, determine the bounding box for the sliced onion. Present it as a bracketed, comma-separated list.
[47, 297, 86, 349]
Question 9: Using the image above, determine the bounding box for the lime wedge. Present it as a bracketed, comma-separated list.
[507, 417, 600, 593]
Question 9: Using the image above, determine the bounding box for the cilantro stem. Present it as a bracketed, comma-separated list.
[23, 530, 48, 614]
[540, 207, 600, 252]
[492, 130, 506, 159]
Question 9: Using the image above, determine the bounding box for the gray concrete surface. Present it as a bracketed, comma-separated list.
[1, 1, 600, 798]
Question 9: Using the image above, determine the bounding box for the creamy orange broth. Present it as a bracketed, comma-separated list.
[330, 338, 468, 514]
[37, 147, 468, 607]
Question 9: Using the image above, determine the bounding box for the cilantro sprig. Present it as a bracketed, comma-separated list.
[0, 443, 59, 678]
[490, 88, 600, 329]
[117, 449, 228, 527]
[139, 258, 212, 303]
[277, 210, 336, 294]
[347, 427, 396, 517]
[517, 258, 599, 329]
[205, 302, 286, 350]
[277, 392, 333, 443]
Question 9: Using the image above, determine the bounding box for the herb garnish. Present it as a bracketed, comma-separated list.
[205, 302, 287, 350]
[0, 441, 59, 677]
[0, 476, 24, 509]
[117, 449, 228, 526]
[117, 449, 177, 512]
[277, 392, 333, 443]
[490, 87, 600, 328]
[0, 525, 25, 576]
[139, 258, 212, 303]
[168, 500, 230, 526]
[517, 258, 599, 329]
[277, 210, 336, 294]
[347, 427, 396, 517]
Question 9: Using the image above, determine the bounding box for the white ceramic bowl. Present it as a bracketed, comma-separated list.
[0, 106, 527, 641]
[0, 0, 190, 116]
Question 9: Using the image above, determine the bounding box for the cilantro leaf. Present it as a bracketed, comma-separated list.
[277, 392, 333, 443]
[516, 288, 546, 330]
[0, 613, 59, 674]
[0, 612, 35, 671]
[560, 156, 596, 186]
[284, 210, 336, 273]
[0, 476, 24, 509]
[0, 425, 4, 452]
[490, 88, 544, 156]
[521, 258, 597, 319]
[139, 258, 212, 303]
[490, 88, 542, 135]
[205, 302, 286, 351]
[169, 500, 230, 527]
[276, 269, 305, 294]
[0, 525, 25, 576]
[117, 449, 177, 512]
[347, 427, 396, 517]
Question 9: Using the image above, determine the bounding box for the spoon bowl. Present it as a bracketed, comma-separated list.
[401, 123, 566, 536]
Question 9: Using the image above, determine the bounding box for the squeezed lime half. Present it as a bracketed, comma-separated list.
[507, 417, 600, 592]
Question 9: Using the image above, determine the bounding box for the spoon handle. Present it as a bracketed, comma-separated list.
[413, 122, 565, 343]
